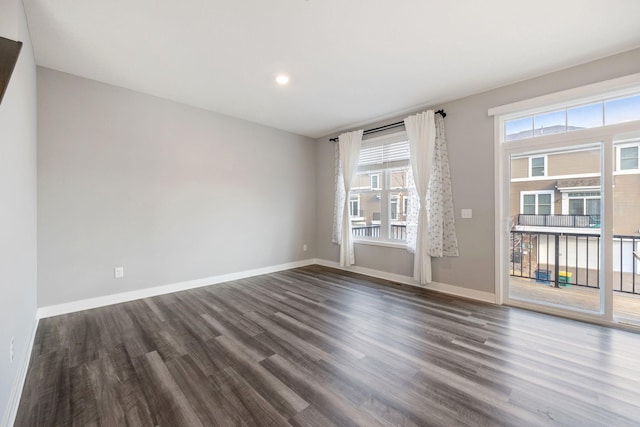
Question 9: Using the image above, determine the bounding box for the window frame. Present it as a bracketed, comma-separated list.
[491, 71, 640, 322]
[615, 142, 640, 173]
[529, 155, 547, 177]
[350, 131, 410, 247]
[390, 195, 399, 220]
[520, 190, 555, 215]
[370, 173, 381, 190]
[349, 194, 362, 219]
[502, 89, 640, 142]
[566, 191, 601, 215]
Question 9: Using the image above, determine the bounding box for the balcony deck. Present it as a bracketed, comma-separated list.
[510, 276, 640, 321]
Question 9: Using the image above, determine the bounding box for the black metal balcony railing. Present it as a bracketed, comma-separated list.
[516, 214, 601, 228]
[352, 224, 407, 241]
[510, 230, 639, 295]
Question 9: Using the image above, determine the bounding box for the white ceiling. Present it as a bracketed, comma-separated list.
[23, 0, 640, 138]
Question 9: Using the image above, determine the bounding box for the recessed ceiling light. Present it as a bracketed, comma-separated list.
[275, 74, 290, 85]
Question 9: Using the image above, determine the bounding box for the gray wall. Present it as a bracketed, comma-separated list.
[0, 0, 38, 423]
[316, 48, 640, 294]
[37, 68, 317, 307]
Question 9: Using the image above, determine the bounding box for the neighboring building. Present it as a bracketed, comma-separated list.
[510, 141, 640, 281]
[510, 143, 640, 235]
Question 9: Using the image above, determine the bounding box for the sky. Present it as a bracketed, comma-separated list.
[505, 94, 640, 139]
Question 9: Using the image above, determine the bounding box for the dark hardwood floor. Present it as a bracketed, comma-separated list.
[15, 265, 640, 426]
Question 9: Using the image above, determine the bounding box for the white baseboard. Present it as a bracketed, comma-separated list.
[313, 258, 496, 304]
[9, 257, 492, 425]
[37, 256, 495, 318]
[37, 259, 317, 318]
[2, 316, 39, 427]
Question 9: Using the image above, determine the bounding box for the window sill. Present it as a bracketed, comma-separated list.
[353, 238, 408, 250]
[614, 169, 640, 175]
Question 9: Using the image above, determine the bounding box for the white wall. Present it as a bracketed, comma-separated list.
[0, 0, 38, 425]
[37, 68, 317, 307]
[316, 48, 640, 295]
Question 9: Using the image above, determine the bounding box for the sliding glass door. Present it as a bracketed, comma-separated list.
[508, 144, 603, 313]
[494, 81, 640, 326]
[612, 133, 640, 324]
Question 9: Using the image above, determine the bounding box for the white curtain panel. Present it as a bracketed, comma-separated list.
[335, 130, 363, 266]
[332, 143, 345, 245]
[405, 111, 436, 284]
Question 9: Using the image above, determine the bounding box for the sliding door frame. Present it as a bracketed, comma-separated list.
[494, 120, 640, 326]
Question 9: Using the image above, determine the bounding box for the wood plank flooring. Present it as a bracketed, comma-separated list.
[14, 265, 640, 426]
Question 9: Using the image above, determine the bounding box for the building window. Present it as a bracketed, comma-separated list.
[390, 196, 399, 220]
[521, 191, 554, 215]
[617, 144, 639, 171]
[349, 195, 361, 218]
[351, 135, 410, 241]
[371, 173, 380, 190]
[530, 156, 546, 177]
[567, 191, 601, 215]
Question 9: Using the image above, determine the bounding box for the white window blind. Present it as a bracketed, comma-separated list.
[358, 140, 410, 166]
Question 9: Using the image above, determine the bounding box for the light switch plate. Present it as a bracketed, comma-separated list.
[461, 209, 473, 219]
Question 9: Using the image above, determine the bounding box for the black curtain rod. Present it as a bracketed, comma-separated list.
[329, 109, 446, 142]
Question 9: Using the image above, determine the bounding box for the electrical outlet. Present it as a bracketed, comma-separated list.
[303, 244, 308, 252]
[114, 267, 124, 278]
[10, 338, 14, 363]
[461, 209, 473, 219]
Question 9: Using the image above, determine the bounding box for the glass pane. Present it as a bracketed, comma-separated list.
[569, 199, 584, 215]
[505, 116, 533, 141]
[523, 194, 535, 214]
[389, 167, 409, 189]
[351, 191, 381, 238]
[567, 102, 603, 130]
[612, 138, 640, 323]
[605, 94, 640, 125]
[509, 146, 601, 313]
[585, 199, 600, 216]
[371, 174, 380, 189]
[531, 157, 545, 176]
[538, 194, 551, 215]
[389, 191, 406, 240]
[353, 172, 375, 189]
[534, 110, 566, 136]
[621, 158, 638, 170]
[619, 146, 638, 170]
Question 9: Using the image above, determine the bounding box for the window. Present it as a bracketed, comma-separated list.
[520, 191, 554, 215]
[370, 174, 380, 190]
[567, 191, 601, 215]
[530, 156, 546, 177]
[349, 195, 361, 218]
[390, 196, 399, 220]
[493, 74, 640, 322]
[351, 135, 410, 242]
[617, 144, 639, 171]
[505, 92, 640, 141]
